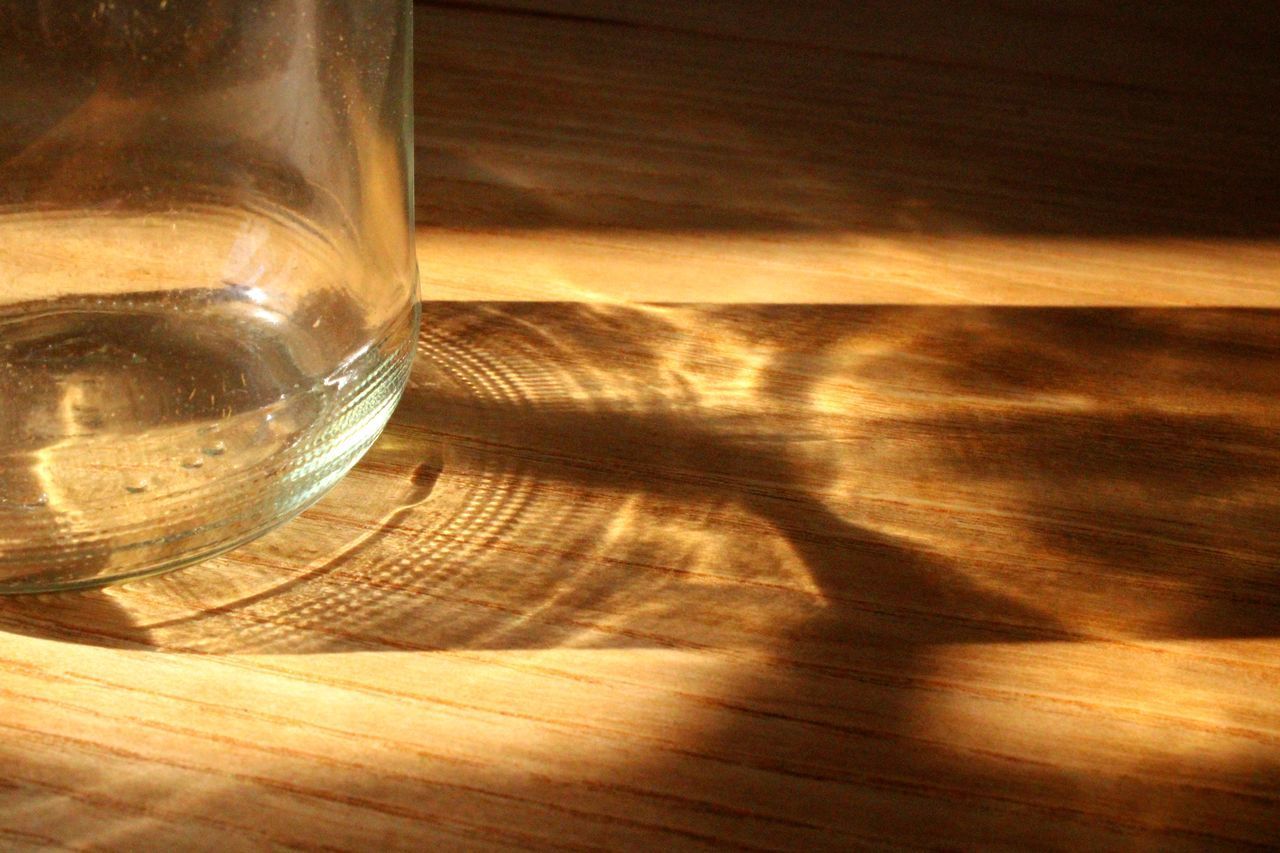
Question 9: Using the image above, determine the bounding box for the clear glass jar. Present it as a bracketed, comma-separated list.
[0, 1, 419, 592]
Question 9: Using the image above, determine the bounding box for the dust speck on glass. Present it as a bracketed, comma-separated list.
[0, 1, 418, 592]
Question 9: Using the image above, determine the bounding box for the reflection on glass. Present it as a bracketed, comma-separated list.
[0, 1, 419, 591]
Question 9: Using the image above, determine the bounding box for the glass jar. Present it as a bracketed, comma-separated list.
[0, 1, 419, 592]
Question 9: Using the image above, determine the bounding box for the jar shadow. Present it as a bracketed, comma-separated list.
[3, 303, 1275, 659]
[1, 302, 1035, 655]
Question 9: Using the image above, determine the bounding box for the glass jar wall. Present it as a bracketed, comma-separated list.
[0, 1, 419, 591]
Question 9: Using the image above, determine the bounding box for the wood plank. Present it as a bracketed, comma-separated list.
[417, 0, 1279, 93]
[3, 301, 1279, 848]
[413, 3, 1280, 304]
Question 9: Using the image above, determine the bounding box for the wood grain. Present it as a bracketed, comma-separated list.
[2, 2, 1280, 850]
[412, 0, 1280, 305]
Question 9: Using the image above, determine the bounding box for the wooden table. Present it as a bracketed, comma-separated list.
[3, 2, 1280, 848]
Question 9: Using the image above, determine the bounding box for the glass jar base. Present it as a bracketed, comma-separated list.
[0, 296, 417, 594]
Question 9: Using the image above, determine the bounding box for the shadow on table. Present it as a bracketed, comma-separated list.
[413, 0, 1280, 237]
[8, 301, 1280, 652]
[6, 303, 1280, 656]
[3, 302, 1280, 845]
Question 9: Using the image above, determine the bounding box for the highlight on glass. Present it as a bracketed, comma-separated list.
[0, 1, 419, 592]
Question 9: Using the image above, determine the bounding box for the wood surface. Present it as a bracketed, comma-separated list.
[3, 1, 1280, 849]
